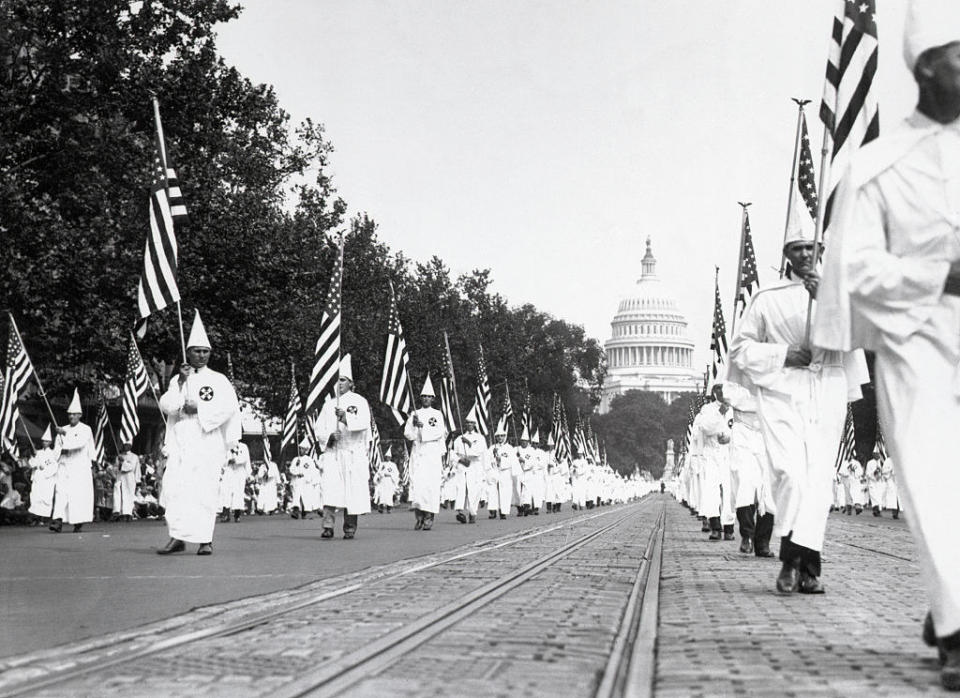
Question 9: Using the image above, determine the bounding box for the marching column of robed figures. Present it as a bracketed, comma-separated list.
[670, 3, 960, 691]
[8, 309, 657, 547]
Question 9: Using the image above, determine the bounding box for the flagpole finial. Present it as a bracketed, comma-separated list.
[791, 97, 811, 108]
[737, 201, 752, 210]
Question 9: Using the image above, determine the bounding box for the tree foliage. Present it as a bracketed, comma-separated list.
[593, 390, 693, 478]
[0, 0, 604, 442]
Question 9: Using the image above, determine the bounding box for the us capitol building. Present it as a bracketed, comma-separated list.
[599, 237, 700, 413]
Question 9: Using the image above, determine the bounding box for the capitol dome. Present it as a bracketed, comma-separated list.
[599, 237, 700, 413]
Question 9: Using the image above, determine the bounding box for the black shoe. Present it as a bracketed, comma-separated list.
[320, 528, 334, 538]
[855, 506, 862, 515]
[739, 539, 754, 554]
[197, 543, 213, 556]
[157, 538, 186, 555]
[798, 572, 825, 594]
[723, 531, 736, 541]
[488, 511, 498, 519]
[72, 524, 83, 533]
[233, 511, 241, 522]
[755, 549, 776, 558]
[422, 516, 434, 531]
[943, 647, 960, 691]
[893, 511, 900, 519]
[49, 519, 62, 533]
[456, 512, 467, 524]
[776, 563, 799, 593]
[708, 530, 722, 541]
[468, 514, 476, 524]
[343, 531, 355, 540]
[499, 513, 507, 520]
[290, 508, 301, 520]
[701, 523, 711, 533]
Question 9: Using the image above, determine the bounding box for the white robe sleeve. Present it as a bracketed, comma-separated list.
[729, 295, 789, 392]
[159, 378, 186, 416]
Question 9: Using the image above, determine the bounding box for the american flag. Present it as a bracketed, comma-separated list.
[797, 111, 819, 220]
[305, 236, 344, 416]
[119, 333, 150, 445]
[834, 405, 856, 472]
[736, 210, 759, 319]
[93, 394, 110, 465]
[438, 332, 460, 434]
[281, 367, 301, 453]
[379, 282, 413, 424]
[495, 382, 513, 436]
[820, 0, 879, 230]
[136, 99, 189, 337]
[709, 269, 727, 380]
[0, 373, 15, 458]
[572, 411, 589, 458]
[0, 315, 36, 457]
[473, 346, 491, 436]
[368, 416, 383, 480]
[261, 420, 272, 462]
[518, 381, 532, 437]
[550, 394, 567, 463]
[303, 414, 320, 458]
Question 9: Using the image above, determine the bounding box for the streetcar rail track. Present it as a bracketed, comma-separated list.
[595, 501, 665, 698]
[274, 507, 644, 697]
[0, 503, 641, 698]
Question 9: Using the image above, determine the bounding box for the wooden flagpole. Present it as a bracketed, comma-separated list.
[804, 103, 835, 346]
[779, 98, 811, 278]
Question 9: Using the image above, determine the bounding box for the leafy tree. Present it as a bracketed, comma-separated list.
[0, 0, 605, 459]
[593, 390, 692, 478]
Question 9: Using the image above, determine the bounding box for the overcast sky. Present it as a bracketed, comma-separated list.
[215, 1, 916, 367]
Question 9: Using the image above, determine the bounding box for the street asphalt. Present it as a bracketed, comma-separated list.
[0, 504, 589, 658]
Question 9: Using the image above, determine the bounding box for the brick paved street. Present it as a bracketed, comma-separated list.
[656, 502, 938, 697]
[0, 495, 946, 697]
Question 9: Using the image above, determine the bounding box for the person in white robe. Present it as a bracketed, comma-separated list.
[570, 454, 587, 510]
[286, 439, 313, 517]
[839, 458, 864, 515]
[50, 389, 95, 533]
[451, 416, 486, 523]
[256, 455, 280, 514]
[729, 228, 867, 595]
[515, 428, 537, 516]
[811, 5, 960, 681]
[157, 311, 241, 555]
[865, 453, 886, 516]
[721, 381, 776, 557]
[693, 391, 733, 541]
[373, 448, 399, 513]
[486, 426, 517, 519]
[881, 457, 900, 518]
[314, 354, 371, 539]
[404, 375, 446, 530]
[218, 441, 250, 522]
[528, 435, 548, 514]
[113, 442, 141, 521]
[28, 427, 59, 522]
